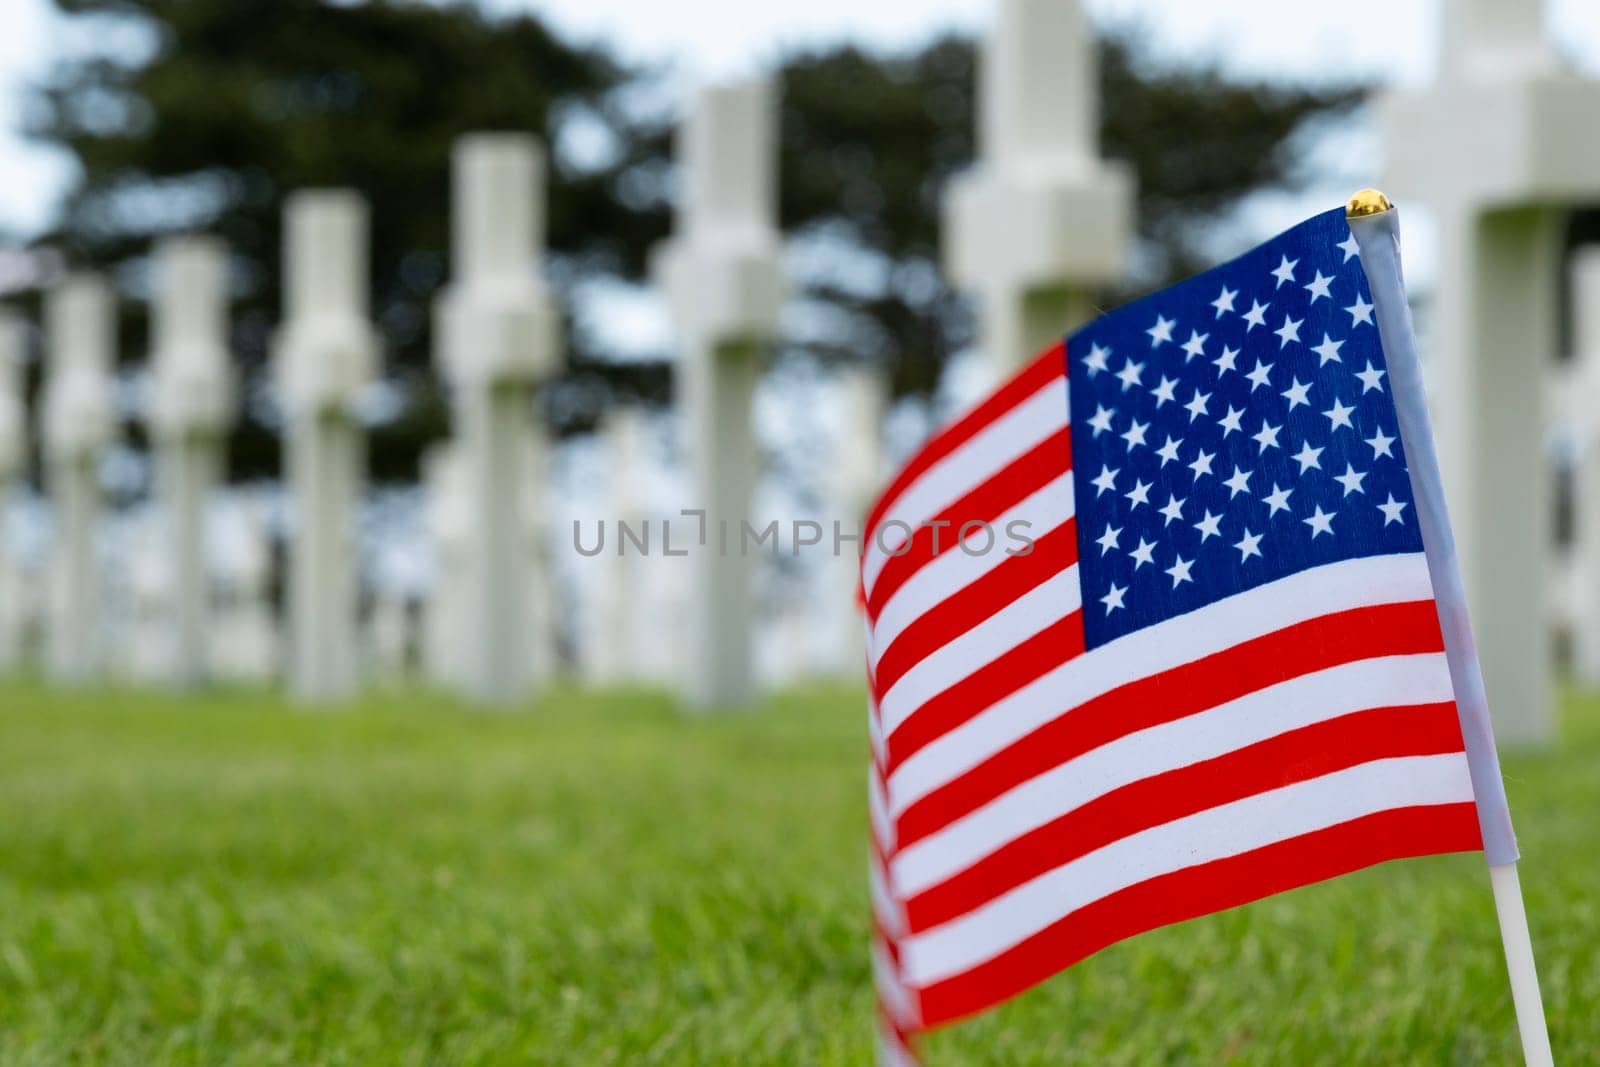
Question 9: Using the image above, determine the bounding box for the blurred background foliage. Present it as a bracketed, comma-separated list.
[26, 0, 1364, 481]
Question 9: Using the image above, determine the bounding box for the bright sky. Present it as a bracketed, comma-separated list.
[5, 0, 1600, 237]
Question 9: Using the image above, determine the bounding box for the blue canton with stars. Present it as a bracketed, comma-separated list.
[1068, 207, 1420, 648]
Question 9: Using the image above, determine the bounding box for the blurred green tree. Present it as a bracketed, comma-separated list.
[29, 1, 1363, 480]
[30, 0, 672, 480]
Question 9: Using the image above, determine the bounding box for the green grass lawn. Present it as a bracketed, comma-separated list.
[0, 678, 1595, 1065]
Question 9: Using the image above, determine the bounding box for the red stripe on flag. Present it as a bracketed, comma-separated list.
[914, 801, 1484, 1028]
[874, 918, 902, 966]
[864, 343, 1067, 548]
[870, 816, 894, 869]
[871, 519, 1079, 697]
[904, 700, 1465, 932]
[894, 599, 1448, 849]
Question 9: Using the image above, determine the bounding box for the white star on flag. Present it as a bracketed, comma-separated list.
[1244, 360, 1273, 391]
[1084, 343, 1111, 375]
[1334, 463, 1368, 496]
[1241, 299, 1270, 331]
[1151, 375, 1178, 407]
[1312, 334, 1344, 366]
[1263, 483, 1293, 516]
[1222, 465, 1252, 498]
[1121, 418, 1150, 449]
[1091, 464, 1118, 496]
[1116, 358, 1144, 391]
[1095, 523, 1121, 554]
[1147, 314, 1175, 347]
[1274, 314, 1303, 348]
[1324, 397, 1356, 431]
[1292, 440, 1323, 473]
[1346, 294, 1375, 326]
[1252, 420, 1281, 453]
[1303, 504, 1336, 538]
[1271, 254, 1298, 287]
[1282, 378, 1312, 410]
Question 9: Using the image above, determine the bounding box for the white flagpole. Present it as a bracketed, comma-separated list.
[1490, 862, 1555, 1066]
[1347, 190, 1553, 1067]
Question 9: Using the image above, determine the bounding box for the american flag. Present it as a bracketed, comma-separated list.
[866, 207, 1489, 1056]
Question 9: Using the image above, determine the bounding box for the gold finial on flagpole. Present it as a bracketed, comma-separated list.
[1346, 188, 1393, 219]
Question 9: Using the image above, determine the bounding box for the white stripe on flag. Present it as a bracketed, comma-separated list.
[863, 380, 1067, 595]
[870, 851, 903, 938]
[869, 768, 893, 852]
[867, 676, 888, 769]
[872, 937, 916, 1028]
[892, 652, 1455, 896]
[900, 752, 1475, 988]
[887, 552, 1437, 815]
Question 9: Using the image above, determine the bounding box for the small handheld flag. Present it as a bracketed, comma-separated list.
[865, 193, 1550, 1063]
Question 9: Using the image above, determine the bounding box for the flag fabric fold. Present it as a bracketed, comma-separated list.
[865, 206, 1508, 1054]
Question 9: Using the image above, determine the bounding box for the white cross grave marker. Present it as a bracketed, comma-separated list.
[274, 191, 379, 703]
[944, 0, 1134, 379]
[1568, 249, 1600, 683]
[213, 495, 279, 682]
[0, 310, 26, 671]
[421, 443, 470, 689]
[42, 274, 117, 683]
[150, 235, 235, 688]
[435, 133, 561, 704]
[817, 366, 886, 674]
[655, 79, 784, 710]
